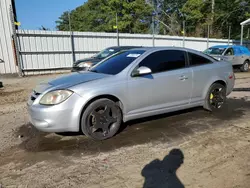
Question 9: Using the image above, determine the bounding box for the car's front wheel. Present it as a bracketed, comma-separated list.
[204, 83, 226, 112]
[240, 60, 249, 72]
[81, 98, 122, 140]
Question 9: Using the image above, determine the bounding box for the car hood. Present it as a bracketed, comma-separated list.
[208, 54, 224, 60]
[34, 72, 110, 94]
[74, 57, 102, 65]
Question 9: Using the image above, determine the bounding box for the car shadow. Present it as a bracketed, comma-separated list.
[14, 97, 250, 156]
[233, 88, 250, 91]
[141, 148, 185, 188]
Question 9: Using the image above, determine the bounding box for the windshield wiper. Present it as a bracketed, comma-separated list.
[89, 69, 99, 73]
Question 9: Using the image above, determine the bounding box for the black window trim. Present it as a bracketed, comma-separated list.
[225, 47, 235, 56]
[130, 49, 189, 77]
[187, 51, 214, 67]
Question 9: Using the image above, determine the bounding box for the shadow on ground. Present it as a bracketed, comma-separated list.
[141, 148, 185, 188]
[233, 88, 250, 92]
[0, 97, 249, 167]
[10, 97, 249, 157]
[0, 89, 24, 96]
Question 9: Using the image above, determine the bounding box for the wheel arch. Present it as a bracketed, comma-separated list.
[78, 94, 124, 130]
[202, 78, 227, 99]
[212, 80, 227, 88]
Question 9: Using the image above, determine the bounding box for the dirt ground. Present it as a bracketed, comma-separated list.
[0, 72, 250, 188]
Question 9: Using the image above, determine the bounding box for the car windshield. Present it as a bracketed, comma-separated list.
[90, 50, 145, 75]
[204, 47, 226, 55]
[93, 48, 118, 59]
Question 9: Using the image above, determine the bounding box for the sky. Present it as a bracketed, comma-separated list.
[15, 0, 87, 30]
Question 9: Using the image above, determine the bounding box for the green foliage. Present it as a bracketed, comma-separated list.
[56, 0, 250, 39]
[56, 0, 152, 33]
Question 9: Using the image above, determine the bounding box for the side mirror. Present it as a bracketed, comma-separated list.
[132, 66, 152, 77]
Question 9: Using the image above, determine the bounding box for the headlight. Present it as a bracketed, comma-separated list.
[39, 90, 73, 105]
[78, 62, 93, 68]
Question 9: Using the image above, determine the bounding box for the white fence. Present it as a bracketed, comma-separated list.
[0, 0, 17, 74]
[4, 29, 250, 75]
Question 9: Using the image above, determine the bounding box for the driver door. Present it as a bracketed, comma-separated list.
[126, 50, 192, 116]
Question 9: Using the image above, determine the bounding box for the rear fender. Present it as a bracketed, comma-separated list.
[202, 76, 227, 100]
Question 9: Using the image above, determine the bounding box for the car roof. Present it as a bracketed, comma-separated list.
[107, 46, 142, 50]
[126, 46, 202, 53]
[210, 45, 246, 49]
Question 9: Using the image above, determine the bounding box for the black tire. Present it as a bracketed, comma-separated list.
[204, 83, 226, 112]
[240, 61, 249, 72]
[81, 98, 122, 140]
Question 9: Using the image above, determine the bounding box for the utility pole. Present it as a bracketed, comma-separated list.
[211, 0, 215, 35]
[241, 25, 244, 45]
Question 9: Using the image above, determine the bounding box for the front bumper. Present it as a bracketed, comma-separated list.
[27, 93, 85, 133]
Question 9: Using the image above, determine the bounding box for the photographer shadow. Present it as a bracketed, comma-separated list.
[141, 149, 185, 188]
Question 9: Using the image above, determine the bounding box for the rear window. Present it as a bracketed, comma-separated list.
[234, 47, 242, 54]
[240, 47, 250, 53]
[189, 52, 213, 66]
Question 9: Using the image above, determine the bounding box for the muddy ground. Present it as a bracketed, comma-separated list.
[0, 72, 250, 188]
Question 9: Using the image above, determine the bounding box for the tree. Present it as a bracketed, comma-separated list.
[56, 11, 71, 31]
[55, 0, 250, 39]
[56, 0, 152, 34]
[181, 0, 207, 37]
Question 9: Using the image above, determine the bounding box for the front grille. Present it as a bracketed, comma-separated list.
[31, 90, 41, 101]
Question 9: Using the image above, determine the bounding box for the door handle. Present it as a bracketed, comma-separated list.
[179, 75, 188, 80]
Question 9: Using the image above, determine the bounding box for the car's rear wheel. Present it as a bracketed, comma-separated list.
[204, 83, 226, 112]
[240, 60, 249, 72]
[81, 99, 122, 140]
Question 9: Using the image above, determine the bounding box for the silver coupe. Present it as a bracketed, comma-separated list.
[28, 47, 235, 140]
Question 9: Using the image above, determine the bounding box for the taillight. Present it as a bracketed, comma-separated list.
[229, 72, 235, 80]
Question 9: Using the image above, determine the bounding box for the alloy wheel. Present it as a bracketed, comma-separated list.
[209, 87, 225, 109]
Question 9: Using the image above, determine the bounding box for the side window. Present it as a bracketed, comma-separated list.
[225, 48, 234, 56]
[233, 47, 243, 55]
[188, 52, 212, 66]
[240, 47, 249, 54]
[138, 50, 186, 74]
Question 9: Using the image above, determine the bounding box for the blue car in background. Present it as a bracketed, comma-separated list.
[204, 45, 250, 72]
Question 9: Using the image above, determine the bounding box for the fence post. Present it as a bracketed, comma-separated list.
[182, 20, 185, 47]
[116, 12, 120, 46]
[152, 16, 155, 47]
[70, 32, 76, 63]
[9, 5, 23, 77]
[207, 25, 210, 49]
[228, 25, 231, 45]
